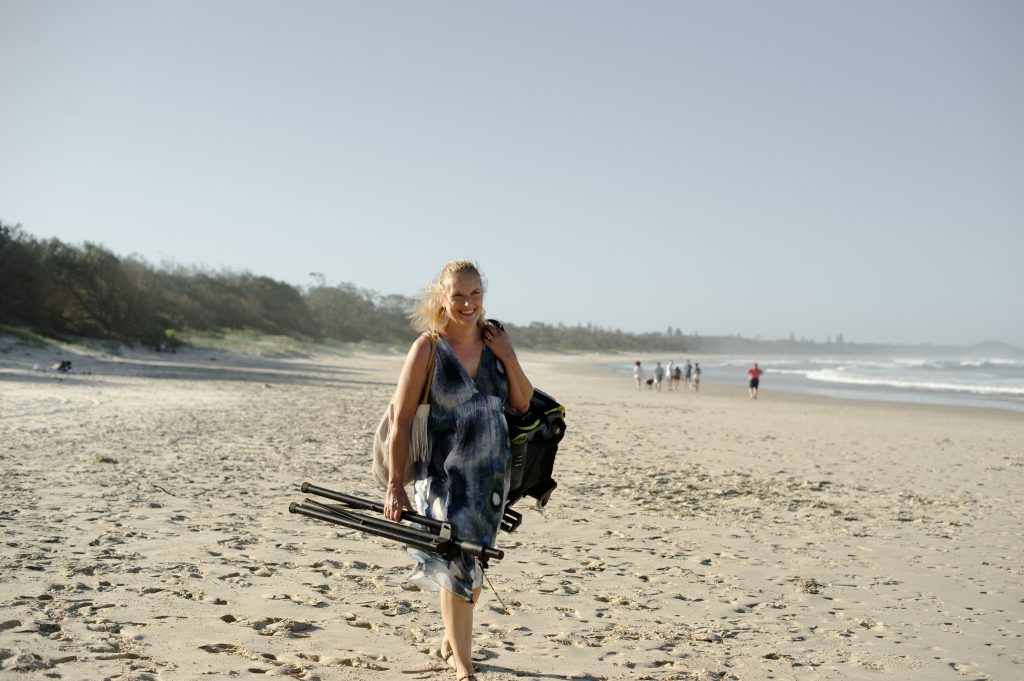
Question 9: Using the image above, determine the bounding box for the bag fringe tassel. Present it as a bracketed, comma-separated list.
[409, 406, 430, 463]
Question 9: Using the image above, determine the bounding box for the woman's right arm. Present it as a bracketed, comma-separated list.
[383, 334, 434, 521]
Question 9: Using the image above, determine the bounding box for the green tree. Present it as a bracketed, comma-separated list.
[0, 222, 45, 326]
[37, 239, 162, 341]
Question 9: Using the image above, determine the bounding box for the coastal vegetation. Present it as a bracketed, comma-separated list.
[2, 222, 1018, 356]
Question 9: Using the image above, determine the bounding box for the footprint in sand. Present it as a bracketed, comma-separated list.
[0, 650, 53, 672]
[793, 578, 826, 594]
[297, 651, 390, 671]
[369, 597, 415, 616]
[199, 643, 310, 676]
[263, 593, 328, 608]
[219, 615, 319, 637]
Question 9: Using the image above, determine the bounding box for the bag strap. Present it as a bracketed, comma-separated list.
[418, 333, 438, 406]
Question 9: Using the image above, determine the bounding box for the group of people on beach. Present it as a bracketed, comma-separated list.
[633, 359, 701, 392]
[633, 360, 765, 398]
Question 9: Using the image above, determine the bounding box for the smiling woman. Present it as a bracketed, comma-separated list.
[446, 279, 485, 330]
[383, 259, 533, 681]
[410, 260, 488, 334]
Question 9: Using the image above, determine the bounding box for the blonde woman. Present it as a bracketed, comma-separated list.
[384, 260, 533, 681]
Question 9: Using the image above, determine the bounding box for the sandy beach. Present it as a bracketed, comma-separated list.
[1, 337, 1022, 681]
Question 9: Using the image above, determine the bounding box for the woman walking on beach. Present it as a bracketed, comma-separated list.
[384, 260, 533, 681]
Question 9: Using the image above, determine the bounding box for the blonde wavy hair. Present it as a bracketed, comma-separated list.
[410, 260, 487, 334]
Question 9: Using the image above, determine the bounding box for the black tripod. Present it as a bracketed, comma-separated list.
[289, 482, 504, 566]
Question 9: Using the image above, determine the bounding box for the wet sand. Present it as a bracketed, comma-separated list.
[2, 337, 1022, 680]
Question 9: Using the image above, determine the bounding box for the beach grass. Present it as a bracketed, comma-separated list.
[176, 329, 408, 358]
[0, 324, 54, 348]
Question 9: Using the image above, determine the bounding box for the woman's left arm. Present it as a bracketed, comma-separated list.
[483, 321, 533, 413]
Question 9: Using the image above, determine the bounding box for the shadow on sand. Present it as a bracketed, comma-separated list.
[477, 664, 604, 680]
[0, 350, 395, 390]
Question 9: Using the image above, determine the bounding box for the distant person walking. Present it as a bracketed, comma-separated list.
[654, 362, 665, 392]
[633, 361, 645, 391]
[671, 363, 682, 391]
[747, 362, 763, 400]
[683, 359, 693, 389]
[691, 363, 701, 392]
[666, 361, 675, 390]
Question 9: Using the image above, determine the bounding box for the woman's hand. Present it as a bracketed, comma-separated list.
[384, 483, 413, 522]
[482, 320, 516, 363]
[484, 320, 534, 414]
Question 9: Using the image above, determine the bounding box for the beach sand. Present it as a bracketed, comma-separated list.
[2, 337, 1022, 680]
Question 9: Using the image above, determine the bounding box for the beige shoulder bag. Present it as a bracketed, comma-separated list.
[371, 334, 437, 489]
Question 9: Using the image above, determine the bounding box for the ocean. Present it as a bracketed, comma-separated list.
[615, 355, 1024, 414]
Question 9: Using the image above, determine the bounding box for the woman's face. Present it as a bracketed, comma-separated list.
[445, 272, 483, 329]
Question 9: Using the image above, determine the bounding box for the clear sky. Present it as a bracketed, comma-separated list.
[2, 1, 1022, 348]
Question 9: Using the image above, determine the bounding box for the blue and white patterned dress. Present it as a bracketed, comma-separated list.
[408, 335, 510, 602]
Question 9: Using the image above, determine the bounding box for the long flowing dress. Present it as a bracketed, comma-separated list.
[407, 335, 510, 602]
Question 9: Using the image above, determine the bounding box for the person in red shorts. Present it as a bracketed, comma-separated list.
[747, 362, 763, 400]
